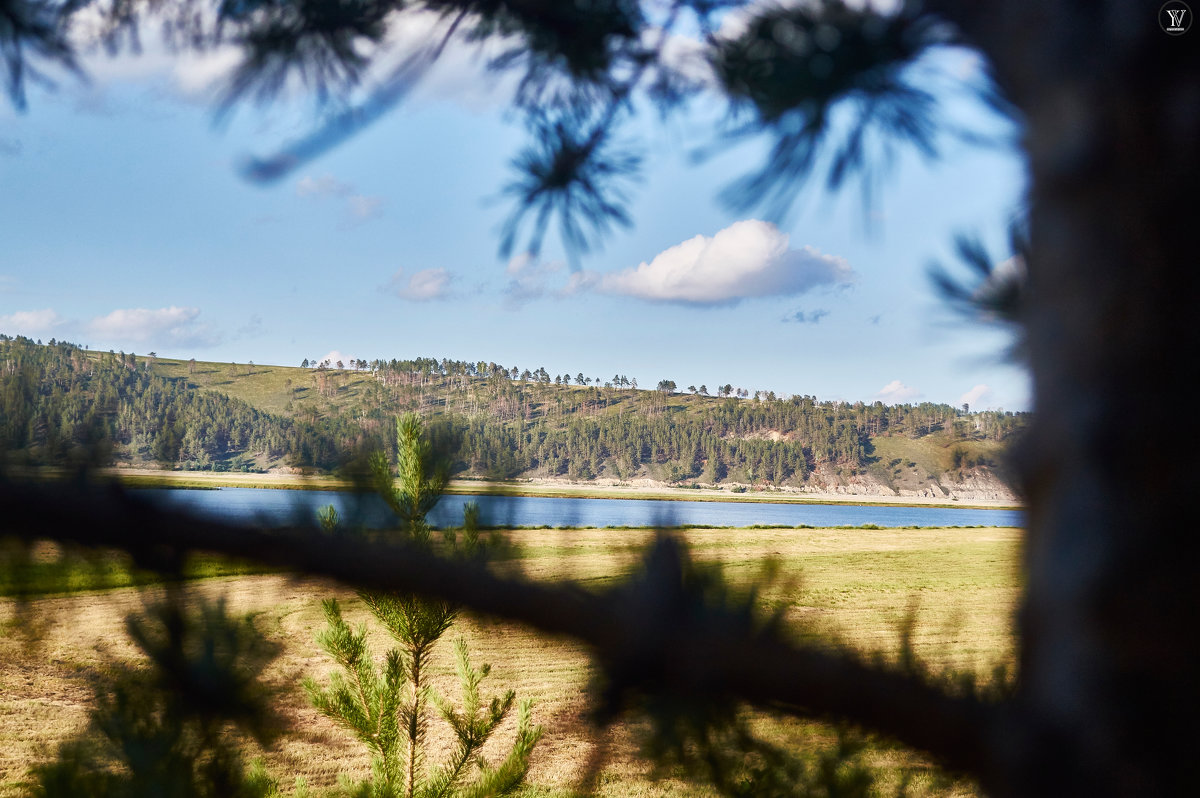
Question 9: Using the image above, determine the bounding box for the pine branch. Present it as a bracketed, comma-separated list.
[456, 699, 543, 798]
[0, 0, 80, 110]
[306, 600, 386, 754]
[425, 638, 516, 798]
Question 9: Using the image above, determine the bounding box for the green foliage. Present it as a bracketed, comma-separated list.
[652, 717, 878, 798]
[318, 504, 343, 533]
[0, 338, 1025, 487]
[500, 109, 641, 259]
[948, 445, 993, 472]
[305, 598, 542, 798]
[0, 337, 354, 471]
[305, 598, 409, 792]
[305, 413, 539, 797]
[371, 414, 452, 541]
[714, 0, 952, 217]
[29, 597, 283, 798]
[0, 537, 272, 598]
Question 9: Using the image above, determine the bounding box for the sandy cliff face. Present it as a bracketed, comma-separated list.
[927, 468, 1019, 502]
[801, 464, 1018, 503]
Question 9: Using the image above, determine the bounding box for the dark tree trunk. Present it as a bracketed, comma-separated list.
[959, 5, 1200, 795]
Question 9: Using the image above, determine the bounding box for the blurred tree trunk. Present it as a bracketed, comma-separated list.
[955, 6, 1200, 795]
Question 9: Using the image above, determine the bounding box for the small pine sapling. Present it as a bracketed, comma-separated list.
[308, 414, 541, 797]
[305, 599, 542, 798]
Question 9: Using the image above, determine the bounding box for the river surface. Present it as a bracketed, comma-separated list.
[141, 487, 1024, 529]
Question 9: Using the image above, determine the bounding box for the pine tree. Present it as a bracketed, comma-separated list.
[370, 414, 451, 544]
[308, 414, 541, 798]
[306, 598, 541, 798]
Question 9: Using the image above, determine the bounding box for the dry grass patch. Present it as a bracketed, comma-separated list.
[1, 526, 1020, 796]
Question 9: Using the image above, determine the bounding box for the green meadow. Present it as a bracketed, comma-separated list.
[0, 525, 1020, 796]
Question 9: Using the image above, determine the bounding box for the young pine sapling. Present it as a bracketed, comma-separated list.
[308, 414, 541, 798]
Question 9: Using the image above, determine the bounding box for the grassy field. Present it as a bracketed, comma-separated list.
[0, 526, 1021, 796]
[149, 357, 378, 417]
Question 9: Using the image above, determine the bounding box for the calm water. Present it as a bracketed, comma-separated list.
[141, 487, 1023, 529]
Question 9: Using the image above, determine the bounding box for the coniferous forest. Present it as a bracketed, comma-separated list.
[0, 335, 1025, 489]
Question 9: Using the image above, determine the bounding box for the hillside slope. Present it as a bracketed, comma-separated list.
[1, 337, 1024, 500]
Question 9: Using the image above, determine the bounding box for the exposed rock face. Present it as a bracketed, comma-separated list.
[933, 468, 1018, 502]
[803, 464, 1018, 503]
[513, 464, 1019, 503]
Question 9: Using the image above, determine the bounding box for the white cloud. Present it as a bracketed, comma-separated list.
[588, 220, 854, 306]
[87, 306, 220, 348]
[992, 255, 1025, 283]
[505, 253, 534, 277]
[643, 25, 715, 88]
[173, 47, 242, 96]
[0, 308, 65, 336]
[66, 5, 238, 101]
[374, 9, 518, 110]
[875, 380, 921, 404]
[386, 268, 453, 301]
[63, 5, 513, 111]
[959, 384, 993, 409]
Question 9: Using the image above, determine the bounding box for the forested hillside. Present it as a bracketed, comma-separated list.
[0, 337, 370, 471]
[1, 336, 1025, 494]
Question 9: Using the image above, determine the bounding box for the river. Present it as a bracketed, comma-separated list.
[142, 487, 1024, 529]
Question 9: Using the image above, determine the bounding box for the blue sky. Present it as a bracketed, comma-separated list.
[0, 13, 1030, 410]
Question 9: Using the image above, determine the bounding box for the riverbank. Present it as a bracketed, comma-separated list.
[101, 468, 1021, 511]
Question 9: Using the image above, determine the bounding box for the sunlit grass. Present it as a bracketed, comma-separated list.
[1, 526, 1019, 796]
[0, 541, 272, 598]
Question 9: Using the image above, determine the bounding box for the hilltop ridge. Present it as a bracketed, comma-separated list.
[0, 337, 1024, 501]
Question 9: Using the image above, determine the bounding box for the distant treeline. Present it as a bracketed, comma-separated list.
[0, 337, 1025, 484]
[0, 337, 353, 470]
[362, 355, 1022, 482]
